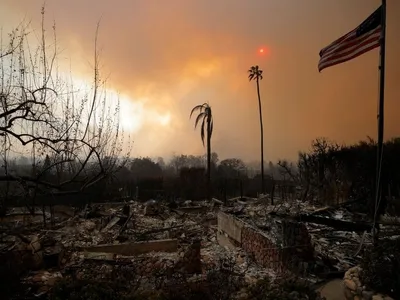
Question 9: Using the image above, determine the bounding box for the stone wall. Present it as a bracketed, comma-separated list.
[343, 266, 394, 300]
[217, 212, 314, 274]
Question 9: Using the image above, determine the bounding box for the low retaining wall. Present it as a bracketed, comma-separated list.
[79, 242, 202, 279]
[217, 212, 245, 243]
[217, 212, 313, 273]
[241, 226, 285, 272]
[343, 266, 394, 300]
[178, 206, 209, 214]
[82, 239, 178, 256]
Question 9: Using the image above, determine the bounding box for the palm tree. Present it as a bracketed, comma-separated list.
[190, 103, 213, 200]
[248, 65, 266, 197]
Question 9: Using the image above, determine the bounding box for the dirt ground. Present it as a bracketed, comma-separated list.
[317, 279, 345, 300]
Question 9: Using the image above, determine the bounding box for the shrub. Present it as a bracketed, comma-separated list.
[361, 238, 400, 298]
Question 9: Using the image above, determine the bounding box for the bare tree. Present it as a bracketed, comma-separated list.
[0, 7, 130, 214]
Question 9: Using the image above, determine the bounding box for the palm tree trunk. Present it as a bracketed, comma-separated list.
[256, 78, 266, 199]
[206, 115, 212, 201]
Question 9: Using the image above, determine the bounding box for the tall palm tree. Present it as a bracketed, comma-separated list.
[248, 65, 266, 197]
[190, 103, 213, 200]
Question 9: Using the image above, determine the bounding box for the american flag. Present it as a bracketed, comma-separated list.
[318, 5, 383, 72]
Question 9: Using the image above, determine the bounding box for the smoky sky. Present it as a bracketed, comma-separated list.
[1, 0, 400, 162]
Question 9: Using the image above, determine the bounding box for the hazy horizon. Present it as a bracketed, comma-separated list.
[1, 0, 399, 162]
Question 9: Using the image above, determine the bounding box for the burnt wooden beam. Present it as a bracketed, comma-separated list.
[269, 211, 372, 232]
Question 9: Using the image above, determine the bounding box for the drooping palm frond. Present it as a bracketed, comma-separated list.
[190, 102, 208, 118]
[190, 103, 213, 199]
[190, 103, 213, 147]
[200, 117, 206, 145]
[194, 112, 206, 128]
[209, 117, 214, 139]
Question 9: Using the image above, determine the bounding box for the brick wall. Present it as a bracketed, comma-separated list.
[218, 212, 314, 274]
[280, 220, 314, 273]
[241, 226, 285, 272]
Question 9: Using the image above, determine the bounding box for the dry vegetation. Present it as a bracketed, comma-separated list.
[0, 8, 129, 216]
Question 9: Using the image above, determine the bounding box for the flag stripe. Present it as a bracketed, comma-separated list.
[319, 27, 381, 71]
[321, 26, 380, 59]
[320, 31, 355, 57]
[319, 41, 380, 71]
[318, 6, 382, 72]
[319, 27, 380, 64]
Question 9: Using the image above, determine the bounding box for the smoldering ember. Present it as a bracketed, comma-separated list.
[1, 190, 400, 299]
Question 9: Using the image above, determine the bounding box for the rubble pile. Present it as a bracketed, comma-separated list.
[2, 196, 398, 298]
[343, 267, 394, 300]
[224, 199, 376, 275]
[175, 240, 202, 274]
[308, 224, 368, 271]
[0, 200, 272, 298]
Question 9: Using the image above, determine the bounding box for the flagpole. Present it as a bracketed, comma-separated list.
[373, 0, 387, 243]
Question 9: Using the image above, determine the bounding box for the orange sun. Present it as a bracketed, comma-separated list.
[256, 46, 271, 60]
[258, 46, 269, 56]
